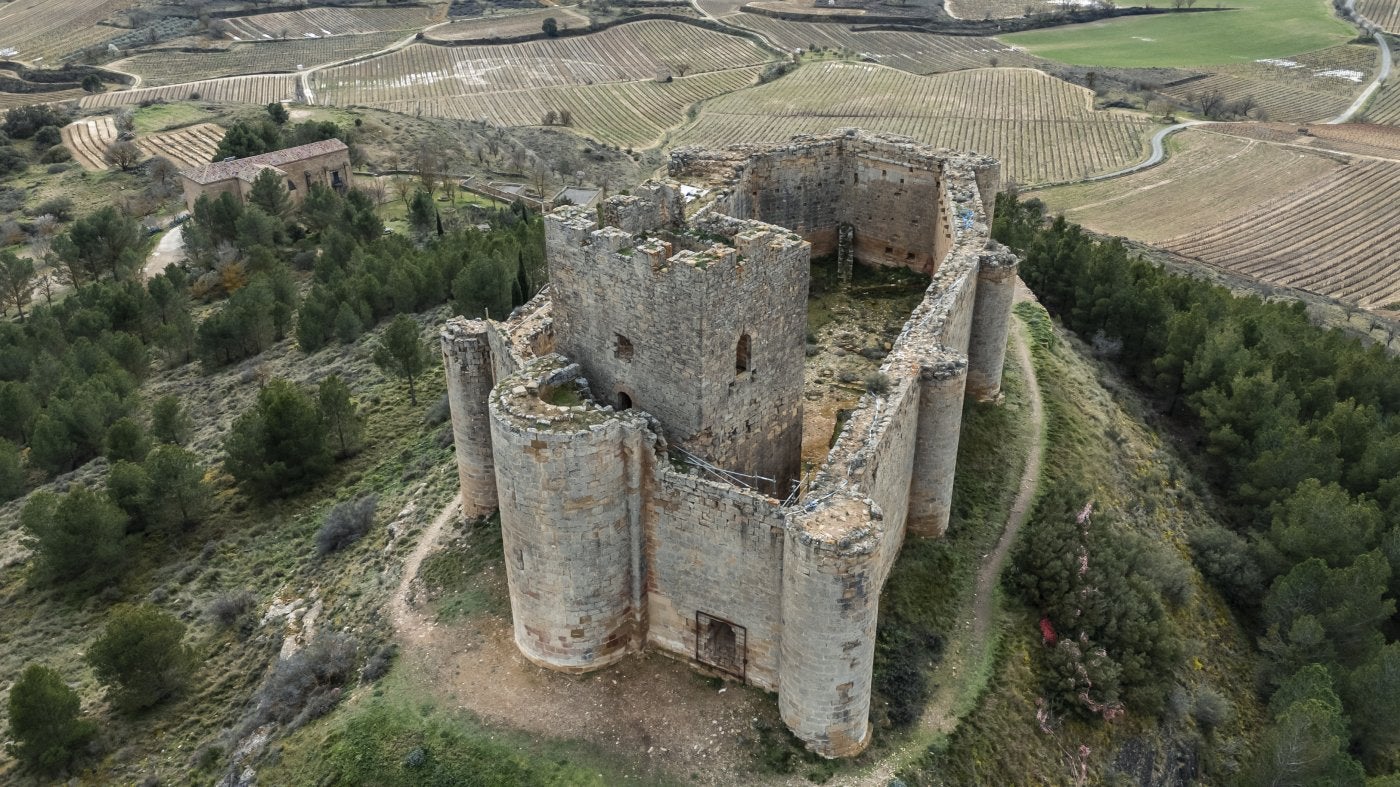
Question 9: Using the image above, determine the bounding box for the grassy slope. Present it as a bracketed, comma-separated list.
[1002, 0, 1355, 68]
[0, 310, 465, 784]
[901, 302, 1264, 784]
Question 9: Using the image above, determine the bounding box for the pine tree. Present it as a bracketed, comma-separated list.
[373, 315, 431, 405]
[6, 664, 96, 773]
[318, 375, 363, 458]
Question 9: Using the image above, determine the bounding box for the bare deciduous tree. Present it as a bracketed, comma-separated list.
[105, 140, 143, 171]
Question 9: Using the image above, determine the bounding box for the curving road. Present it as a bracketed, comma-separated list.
[1326, 0, 1392, 124]
[1083, 119, 1209, 182]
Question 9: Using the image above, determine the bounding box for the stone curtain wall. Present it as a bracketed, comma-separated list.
[644, 471, 788, 690]
[439, 130, 1021, 760]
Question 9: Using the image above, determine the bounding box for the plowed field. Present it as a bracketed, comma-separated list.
[372, 66, 761, 148]
[79, 75, 298, 108]
[672, 63, 1156, 185]
[1027, 128, 1343, 243]
[727, 16, 1034, 73]
[111, 33, 405, 86]
[310, 20, 770, 105]
[137, 123, 226, 167]
[220, 6, 436, 40]
[61, 115, 118, 171]
[1165, 160, 1400, 308]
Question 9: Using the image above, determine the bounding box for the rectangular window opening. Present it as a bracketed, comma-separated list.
[614, 333, 635, 361]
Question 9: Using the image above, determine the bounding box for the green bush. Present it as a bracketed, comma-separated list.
[224, 378, 333, 499]
[86, 604, 196, 713]
[6, 664, 96, 773]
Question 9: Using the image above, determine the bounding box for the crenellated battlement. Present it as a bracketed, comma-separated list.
[442, 130, 1021, 760]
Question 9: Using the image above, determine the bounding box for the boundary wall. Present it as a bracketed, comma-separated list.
[440, 130, 1019, 757]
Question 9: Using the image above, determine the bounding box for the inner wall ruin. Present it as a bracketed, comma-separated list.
[440, 130, 1020, 757]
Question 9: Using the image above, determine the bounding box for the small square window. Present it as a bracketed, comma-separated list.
[614, 334, 634, 361]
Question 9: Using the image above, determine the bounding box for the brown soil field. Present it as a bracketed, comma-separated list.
[369, 66, 763, 148]
[0, 88, 87, 109]
[311, 20, 770, 106]
[110, 32, 406, 87]
[1363, 73, 1400, 123]
[727, 15, 1038, 72]
[1165, 159, 1400, 308]
[137, 122, 227, 168]
[219, 5, 439, 41]
[0, 0, 136, 63]
[80, 74, 299, 108]
[1026, 127, 1343, 244]
[1207, 121, 1400, 160]
[1357, 0, 1400, 33]
[425, 8, 592, 41]
[673, 63, 1157, 185]
[60, 115, 118, 171]
[1162, 44, 1378, 123]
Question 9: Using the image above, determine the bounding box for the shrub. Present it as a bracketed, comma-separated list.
[6, 664, 96, 773]
[39, 145, 72, 164]
[316, 494, 378, 556]
[224, 379, 334, 499]
[30, 196, 74, 221]
[360, 643, 396, 683]
[33, 125, 61, 147]
[864, 372, 892, 396]
[86, 604, 196, 713]
[207, 590, 256, 628]
[1188, 524, 1265, 607]
[1191, 687, 1232, 734]
[241, 631, 358, 734]
[0, 437, 24, 502]
[21, 487, 130, 591]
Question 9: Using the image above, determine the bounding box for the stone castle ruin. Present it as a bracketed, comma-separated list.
[439, 130, 1019, 757]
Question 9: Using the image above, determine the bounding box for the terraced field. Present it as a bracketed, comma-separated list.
[137, 123, 226, 168]
[672, 63, 1157, 184]
[727, 15, 1034, 72]
[946, 0, 1070, 19]
[0, 88, 87, 109]
[374, 66, 762, 147]
[1027, 128, 1343, 243]
[0, 0, 136, 63]
[311, 20, 770, 105]
[61, 115, 118, 171]
[110, 32, 405, 87]
[219, 6, 437, 41]
[1357, 0, 1400, 34]
[426, 8, 591, 41]
[1165, 160, 1400, 308]
[80, 75, 298, 108]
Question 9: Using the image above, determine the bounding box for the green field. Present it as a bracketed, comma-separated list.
[1001, 0, 1355, 68]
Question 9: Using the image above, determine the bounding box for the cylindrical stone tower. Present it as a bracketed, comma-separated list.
[441, 318, 498, 518]
[489, 360, 643, 672]
[907, 350, 969, 538]
[779, 497, 881, 758]
[966, 244, 1020, 401]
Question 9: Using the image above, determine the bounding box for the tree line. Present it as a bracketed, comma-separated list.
[995, 194, 1399, 783]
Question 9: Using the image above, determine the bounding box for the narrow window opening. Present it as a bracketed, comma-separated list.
[735, 333, 751, 375]
[885, 246, 894, 254]
[614, 333, 634, 361]
[617, 391, 633, 410]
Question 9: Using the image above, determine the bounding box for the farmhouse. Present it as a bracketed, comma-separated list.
[439, 130, 1018, 758]
[177, 138, 352, 211]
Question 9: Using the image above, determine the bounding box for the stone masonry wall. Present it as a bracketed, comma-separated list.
[440, 130, 1022, 761]
[545, 189, 809, 495]
[644, 471, 788, 690]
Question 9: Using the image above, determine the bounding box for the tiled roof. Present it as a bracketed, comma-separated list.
[180, 139, 348, 185]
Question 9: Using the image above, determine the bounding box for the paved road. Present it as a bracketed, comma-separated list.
[1327, 0, 1393, 124]
[1083, 119, 1209, 182]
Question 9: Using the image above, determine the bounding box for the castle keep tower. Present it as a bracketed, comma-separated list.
[546, 182, 808, 496]
[440, 131, 1019, 759]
